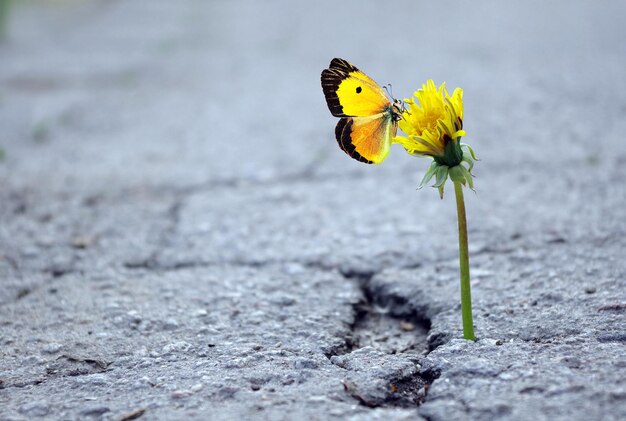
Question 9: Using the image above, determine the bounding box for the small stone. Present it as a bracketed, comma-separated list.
[217, 386, 239, 399]
[194, 309, 208, 317]
[71, 235, 95, 249]
[73, 373, 109, 387]
[19, 401, 49, 416]
[80, 406, 110, 416]
[190, 383, 203, 392]
[42, 343, 62, 354]
[585, 287, 596, 294]
[23, 355, 43, 365]
[127, 310, 142, 323]
[162, 318, 180, 330]
[560, 357, 583, 369]
[119, 408, 146, 420]
[171, 389, 192, 399]
[132, 376, 153, 390]
[105, 302, 121, 310]
[609, 390, 626, 401]
[294, 357, 319, 369]
[400, 321, 415, 331]
[284, 262, 305, 274]
[275, 296, 296, 306]
[162, 341, 192, 355]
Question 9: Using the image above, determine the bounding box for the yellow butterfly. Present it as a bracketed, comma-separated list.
[321, 58, 403, 164]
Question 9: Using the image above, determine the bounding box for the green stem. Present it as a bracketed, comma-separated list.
[0, 0, 10, 41]
[454, 180, 475, 340]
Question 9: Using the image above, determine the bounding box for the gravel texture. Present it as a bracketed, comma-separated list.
[1, 1, 625, 420]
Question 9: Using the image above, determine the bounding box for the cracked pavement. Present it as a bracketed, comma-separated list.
[1, 1, 625, 420]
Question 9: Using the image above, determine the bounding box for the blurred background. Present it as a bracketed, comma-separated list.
[1, 0, 625, 191]
[0, 0, 625, 276]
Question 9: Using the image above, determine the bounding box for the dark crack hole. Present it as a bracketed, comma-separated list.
[328, 268, 440, 409]
[340, 269, 431, 356]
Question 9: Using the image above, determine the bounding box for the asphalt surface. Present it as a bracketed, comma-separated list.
[1, 1, 625, 420]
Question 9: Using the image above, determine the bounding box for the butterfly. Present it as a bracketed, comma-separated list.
[321, 58, 403, 164]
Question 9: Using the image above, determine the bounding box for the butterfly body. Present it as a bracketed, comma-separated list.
[321, 58, 402, 164]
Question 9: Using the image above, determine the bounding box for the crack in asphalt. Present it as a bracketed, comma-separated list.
[2, 165, 465, 411]
[323, 270, 441, 409]
[120, 255, 444, 409]
[0, 354, 110, 390]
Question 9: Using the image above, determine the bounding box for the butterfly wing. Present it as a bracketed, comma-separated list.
[321, 58, 390, 117]
[335, 114, 398, 164]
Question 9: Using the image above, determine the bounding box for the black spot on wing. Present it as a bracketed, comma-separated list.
[321, 58, 361, 117]
[334, 118, 374, 164]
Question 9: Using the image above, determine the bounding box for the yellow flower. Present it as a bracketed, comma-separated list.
[394, 80, 477, 198]
[394, 80, 466, 161]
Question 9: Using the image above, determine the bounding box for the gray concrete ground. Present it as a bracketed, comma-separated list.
[1, 0, 625, 420]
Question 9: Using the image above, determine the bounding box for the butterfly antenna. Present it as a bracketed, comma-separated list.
[383, 84, 391, 99]
[387, 83, 394, 100]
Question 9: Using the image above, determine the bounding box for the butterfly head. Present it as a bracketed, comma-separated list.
[391, 98, 405, 122]
[383, 84, 405, 122]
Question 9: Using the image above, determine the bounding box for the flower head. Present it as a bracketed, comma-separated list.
[395, 80, 465, 161]
[393, 80, 476, 198]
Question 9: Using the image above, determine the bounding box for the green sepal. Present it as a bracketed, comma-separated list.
[433, 165, 449, 188]
[461, 153, 474, 171]
[418, 160, 439, 189]
[461, 143, 479, 161]
[458, 164, 474, 190]
[438, 184, 445, 199]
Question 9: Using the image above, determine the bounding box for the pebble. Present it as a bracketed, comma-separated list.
[42, 343, 63, 354]
[294, 357, 319, 370]
[171, 389, 193, 399]
[132, 376, 153, 390]
[19, 401, 49, 416]
[162, 318, 180, 330]
[22, 355, 44, 365]
[79, 406, 110, 416]
[74, 373, 110, 386]
[127, 310, 142, 323]
[399, 321, 415, 331]
[217, 386, 239, 399]
[162, 341, 192, 355]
